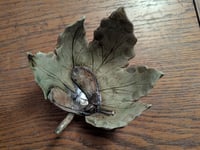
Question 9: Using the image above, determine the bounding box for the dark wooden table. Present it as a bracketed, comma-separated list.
[1, 0, 200, 149]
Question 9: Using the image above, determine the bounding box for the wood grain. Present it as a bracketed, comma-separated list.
[0, 0, 200, 149]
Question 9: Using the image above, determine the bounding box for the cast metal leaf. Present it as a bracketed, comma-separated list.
[28, 7, 163, 133]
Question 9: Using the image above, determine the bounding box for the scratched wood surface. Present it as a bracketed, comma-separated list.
[0, 0, 200, 150]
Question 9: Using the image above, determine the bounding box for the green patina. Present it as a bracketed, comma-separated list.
[28, 7, 163, 130]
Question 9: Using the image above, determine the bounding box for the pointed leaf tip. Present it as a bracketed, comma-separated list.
[109, 7, 127, 20]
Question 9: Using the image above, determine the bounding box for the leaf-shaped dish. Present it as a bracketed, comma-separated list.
[28, 7, 163, 133]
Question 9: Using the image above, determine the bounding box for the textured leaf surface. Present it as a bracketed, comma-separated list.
[28, 7, 163, 129]
[28, 18, 87, 98]
[88, 8, 137, 73]
[86, 66, 163, 129]
[86, 102, 152, 129]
